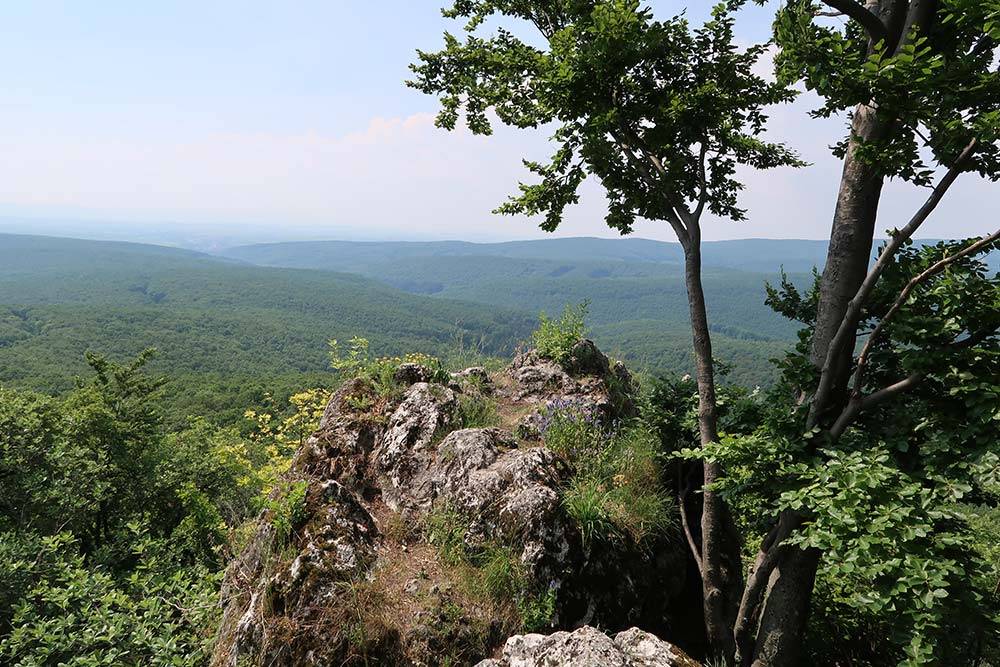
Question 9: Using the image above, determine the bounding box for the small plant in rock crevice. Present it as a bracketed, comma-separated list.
[531, 301, 589, 364]
[265, 479, 309, 548]
[422, 505, 556, 632]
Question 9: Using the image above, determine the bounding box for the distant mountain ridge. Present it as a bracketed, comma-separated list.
[220, 237, 834, 273]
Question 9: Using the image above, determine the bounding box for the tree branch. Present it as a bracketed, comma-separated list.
[678, 468, 704, 579]
[850, 228, 1000, 396]
[829, 372, 924, 440]
[808, 138, 978, 427]
[611, 126, 692, 246]
[820, 0, 888, 44]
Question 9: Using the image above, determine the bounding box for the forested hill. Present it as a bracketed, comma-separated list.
[219, 236, 834, 274]
[0, 233, 534, 423]
[220, 237, 817, 384]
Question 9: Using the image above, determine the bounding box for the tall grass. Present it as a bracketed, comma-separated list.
[541, 407, 675, 548]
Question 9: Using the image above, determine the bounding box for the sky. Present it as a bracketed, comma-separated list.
[0, 1, 995, 246]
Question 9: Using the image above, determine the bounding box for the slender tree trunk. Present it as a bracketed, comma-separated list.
[749, 547, 820, 667]
[749, 104, 889, 665]
[683, 241, 742, 662]
[809, 104, 886, 372]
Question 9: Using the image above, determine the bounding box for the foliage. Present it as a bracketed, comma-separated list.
[243, 387, 329, 493]
[689, 240, 1000, 665]
[265, 480, 309, 547]
[423, 506, 555, 631]
[329, 336, 451, 400]
[532, 302, 588, 364]
[0, 352, 289, 665]
[410, 0, 802, 234]
[536, 401, 675, 548]
[0, 531, 219, 667]
[773, 0, 1000, 183]
[455, 393, 501, 429]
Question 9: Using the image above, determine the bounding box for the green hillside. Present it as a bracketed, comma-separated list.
[0, 234, 837, 421]
[0, 234, 534, 424]
[219, 237, 814, 383]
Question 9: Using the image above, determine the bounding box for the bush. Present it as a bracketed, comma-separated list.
[0, 531, 219, 667]
[531, 302, 588, 364]
[455, 393, 501, 429]
[536, 402, 675, 548]
[329, 336, 451, 399]
[266, 479, 309, 547]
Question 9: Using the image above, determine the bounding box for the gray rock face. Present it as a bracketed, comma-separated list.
[475, 626, 701, 667]
[214, 480, 378, 667]
[297, 378, 379, 488]
[373, 382, 456, 510]
[503, 340, 635, 425]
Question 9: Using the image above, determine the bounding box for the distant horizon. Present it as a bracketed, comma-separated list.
[0, 216, 969, 254]
[1, 2, 996, 246]
[0, 221, 966, 257]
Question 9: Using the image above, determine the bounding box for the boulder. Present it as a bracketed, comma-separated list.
[373, 382, 456, 510]
[502, 340, 635, 425]
[394, 362, 437, 386]
[475, 626, 701, 667]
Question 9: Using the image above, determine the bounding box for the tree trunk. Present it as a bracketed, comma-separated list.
[750, 547, 820, 667]
[809, 104, 886, 374]
[683, 241, 742, 662]
[748, 104, 889, 665]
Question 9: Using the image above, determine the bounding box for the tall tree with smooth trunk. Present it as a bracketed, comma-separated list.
[409, 1, 801, 660]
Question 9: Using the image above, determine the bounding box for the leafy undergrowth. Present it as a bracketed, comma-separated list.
[539, 401, 676, 549]
[424, 505, 556, 634]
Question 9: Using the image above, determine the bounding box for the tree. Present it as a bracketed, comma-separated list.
[411, 1, 1000, 665]
[741, 2, 1000, 663]
[409, 0, 802, 659]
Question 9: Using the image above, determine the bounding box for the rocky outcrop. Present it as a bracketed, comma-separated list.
[502, 339, 636, 431]
[373, 382, 456, 511]
[476, 626, 701, 667]
[212, 341, 688, 667]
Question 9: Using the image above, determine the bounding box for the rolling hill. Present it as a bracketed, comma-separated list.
[218, 237, 817, 385]
[0, 234, 534, 423]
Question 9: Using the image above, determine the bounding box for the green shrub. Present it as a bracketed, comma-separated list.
[266, 479, 309, 547]
[542, 411, 675, 548]
[531, 302, 588, 363]
[455, 393, 501, 429]
[0, 531, 219, 667]
[329, 336, 451, 400]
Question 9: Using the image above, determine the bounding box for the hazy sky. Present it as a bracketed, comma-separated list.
[0, 1, 994, 243]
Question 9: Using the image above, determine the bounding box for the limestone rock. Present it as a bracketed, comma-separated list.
[394, 362, 437, 386]
[475, 626, 700, 667]
[373, 382, 456, 511]
[502, 340, 635, 425]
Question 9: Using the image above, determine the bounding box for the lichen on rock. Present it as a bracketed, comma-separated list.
[211, 343, 690, 667]
[475, 625, 701, 667]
